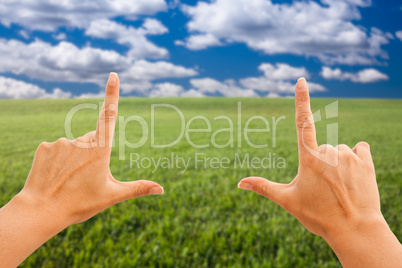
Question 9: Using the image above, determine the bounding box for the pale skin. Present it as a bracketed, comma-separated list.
[0, 75, 400, 267]
[0, 73, 164, 268]
[238, 78, 402, 267]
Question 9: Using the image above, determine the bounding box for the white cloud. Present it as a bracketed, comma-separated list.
[148, 83, 205, 97]
[266, 92, 280, 98]
[0, 61, 325, 98]
[321, 67, 389, 83]
[396, 31, 402, 42]
[257, 63, 309, 81]
[240, 63, 325, 94]
[180, 0, 390, 65]
[120, 60, 198, 93]
[0, 0, 167, 31]
[124, 60, 197, 81]
[168, 0, 181, 9]
[77, 91, 105, 99]
[85, 19, 169, 60]
[188, 63, 325, 97]
[189, 78, 258, 97]
[46, 88, 73, 99]
[176, 34, 222, 50]
[0, 38, 197, 95]
[240, 78, 296, 94]
[142, 18, 169, 35]
[332, 0, 371, 6]
[0, 1, 198, 98]
[53, 33, 67, 40]
[18, 30, 30, 39]
[149, 83, 184, 97]
[181, 89, 205, 97]
[0, 38, 128, 84]
[0, 76, 71, 99]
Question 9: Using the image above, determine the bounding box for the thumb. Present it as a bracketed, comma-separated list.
[112, 180, 164, 203]
[238, 177, 288, 206]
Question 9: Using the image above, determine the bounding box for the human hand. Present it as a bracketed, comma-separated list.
[238, 78, 380, 238]
[0, 73, 163, 268]
[19, 72, 163, 228]
[238, 78, 402, 267]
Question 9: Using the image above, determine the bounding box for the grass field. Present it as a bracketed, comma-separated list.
[0, 97, 401, 267]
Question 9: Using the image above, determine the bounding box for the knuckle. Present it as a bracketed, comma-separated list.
[304, 144, 338, 169]
[132, 182, 149, 197]
[317, 144, 331, 154]
[256, 183, 269, 196]
[357, 141, 370, 150]
[72, 137, 95, 149]
[102, 104, 118, 119]
[335, 144, 350, 151]
[296, 113, 313, 129]
[327, 145, 340, 158]
[327, 144, 337, 153]
[56, 137, 70, 146]
[318, 144, 326, 151]
[73, 136, 85, 143]
[323, 144, 338, 155]
[37, 141, 50, 151]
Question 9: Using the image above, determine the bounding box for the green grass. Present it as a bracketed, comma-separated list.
[0, 97, 401, 267]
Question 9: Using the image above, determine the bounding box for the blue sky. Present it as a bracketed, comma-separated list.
[0, 0, 401, 98]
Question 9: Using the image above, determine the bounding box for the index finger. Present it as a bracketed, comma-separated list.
[295, 78, 318, 159]
[95, 72, 120, 148]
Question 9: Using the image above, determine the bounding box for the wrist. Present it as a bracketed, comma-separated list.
[322, 212, 386, 244]
[13, 190, 68, 235]
[322, 213, 401, 267]
[0, 191, 68, 267]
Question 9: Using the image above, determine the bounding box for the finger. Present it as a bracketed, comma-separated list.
[111, 180, 164, 203]
[335, 144, 351, 152]
[352, 141, 372, 162]
[82, 130, 96, 140]
[95, 73, 120, 148]
[295, 78, 318, 159]
[72, 131, 97, 148]
[238, 177, 288, 207]
[75, 131, 96, 142]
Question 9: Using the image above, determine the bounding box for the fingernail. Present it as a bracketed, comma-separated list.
[296, 77, 308, 92]
[108, 72, 118, 87]
[148, 186, 164, 195]
[238, 181, 252, 190]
